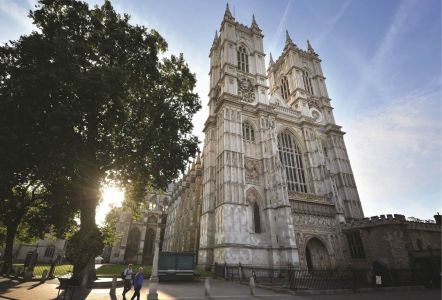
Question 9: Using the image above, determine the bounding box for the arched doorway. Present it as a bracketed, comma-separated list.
[305, 238, 331, 270]
[125, 227, 141, 263]
[142, 228, 155, 264]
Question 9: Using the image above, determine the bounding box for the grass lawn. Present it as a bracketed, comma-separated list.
[13, 263, 73, 277]
[96, 264, 152, 277]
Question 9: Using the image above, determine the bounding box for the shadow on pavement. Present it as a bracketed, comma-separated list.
[0, 295, 20, 300]
[50, 287, 91, 300]
[0, 278, 21, 295]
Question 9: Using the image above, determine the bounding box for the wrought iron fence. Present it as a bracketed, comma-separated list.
[213, 263, 291, 287]
[289, 269, 370, 290]
[1, 261, 72, 279]
[212, 263, 440, 290]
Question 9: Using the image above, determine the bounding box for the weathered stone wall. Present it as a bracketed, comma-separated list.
[162, 153, 203, 255]
[342, 215, 441, 269]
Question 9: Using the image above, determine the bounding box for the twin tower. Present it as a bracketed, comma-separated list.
[164, 4, 363, 270]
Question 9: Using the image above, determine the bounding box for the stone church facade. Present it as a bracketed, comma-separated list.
[109, 192, 170, 264]
[114, 6, 440, 273]
[163, 6, 364, 270]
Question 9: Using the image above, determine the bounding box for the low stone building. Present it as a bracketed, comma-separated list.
[13, 239, 66, 264]
[342, 214, 441, 271]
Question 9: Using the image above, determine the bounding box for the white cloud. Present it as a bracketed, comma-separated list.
[0, 0, 35, 33]
[268, 0, 292, 58]
[353, 0, 418, 101]
[344, 81, 441, 219]
[313, 0, 352, 47]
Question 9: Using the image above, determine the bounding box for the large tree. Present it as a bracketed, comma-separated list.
[0, 0, 200, 284]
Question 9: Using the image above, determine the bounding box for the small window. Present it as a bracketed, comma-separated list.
[346, 231, 365, 259]
[302, 70, 314, 94]
[253, 202, 261, 233]
[44, 245, 55, 258]
[242, 122, 255, 142]
[281, 76, 290, 100]
[237, 46, 249, 72]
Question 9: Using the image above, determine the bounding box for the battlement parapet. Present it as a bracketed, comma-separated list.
[342, 214, 441, 232]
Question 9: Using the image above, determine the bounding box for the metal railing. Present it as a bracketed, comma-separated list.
[213, 263, 291, 287]
[1, 260, 72, 279]
[212, 263, 440, 290]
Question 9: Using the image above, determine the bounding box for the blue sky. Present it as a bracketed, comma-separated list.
[1, 0, 441, 221]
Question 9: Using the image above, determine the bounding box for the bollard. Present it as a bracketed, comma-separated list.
[40, 269, 48, 283]
[204, 277, 211, 296]
[6, 265, 12, 277]
[109, 275, 117, 295]
[148, 281, 158, 300]
[249, 276, 255, 295]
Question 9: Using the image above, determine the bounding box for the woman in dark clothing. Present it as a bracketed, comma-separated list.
[131, 267, 144, 300]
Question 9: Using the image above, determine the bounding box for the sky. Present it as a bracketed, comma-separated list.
[1, 0, 441, 222]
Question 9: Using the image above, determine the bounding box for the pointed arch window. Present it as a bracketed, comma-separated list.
[253, 202, 261, 233]
[302, 70, 314, 94]
[281, 76, 290, 100]
[242, 121, 255, 142]
[237, 45, 249, 73]
[278, 131, 307, 193]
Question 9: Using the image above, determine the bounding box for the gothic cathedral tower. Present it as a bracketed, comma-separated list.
[199, 5, 300, 268]
[198, 5, 363, 269]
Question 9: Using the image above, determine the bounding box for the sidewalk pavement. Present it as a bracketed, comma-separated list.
[0, 277, 440, 300]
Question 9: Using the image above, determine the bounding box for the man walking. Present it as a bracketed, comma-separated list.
[131, 267, 144, 300]
[122, 264, 133, 300]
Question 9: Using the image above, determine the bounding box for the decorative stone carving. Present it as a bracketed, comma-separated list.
[238, 76, 255, 103]
[245, 158, 260, 184]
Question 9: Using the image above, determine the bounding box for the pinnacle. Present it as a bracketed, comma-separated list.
[307, 39, 316, 54]
[284, 30, 297, 49]
[224, 2, 233, 19]
[213, 30, 218, 43]
[269, 52, 274, 65]
[285, 30, 293, 45]
[251, 14, 260, 30]
[196, 150, 202, 165]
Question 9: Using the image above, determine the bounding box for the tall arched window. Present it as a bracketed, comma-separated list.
[237, 45, 249, 72]
[302, 70, 314, 94]
[242, 121, 255, 142]
[253, 202, 261, 233]
[281, 76, 290, 100]
[278, 131, 307, 193]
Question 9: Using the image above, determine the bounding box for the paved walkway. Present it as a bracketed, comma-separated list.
[0, 277, 440, 300]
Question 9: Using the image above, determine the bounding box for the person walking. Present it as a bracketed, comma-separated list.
[131, 267, 144, 300]
[122, 264, 133, 300]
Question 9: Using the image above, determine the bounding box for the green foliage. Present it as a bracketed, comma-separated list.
[65, 227, 104, 268]
[0, 0, 200, 278]
[100, 206, 123, 247]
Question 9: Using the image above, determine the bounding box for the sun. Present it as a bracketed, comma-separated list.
[96, 185, 125, 226]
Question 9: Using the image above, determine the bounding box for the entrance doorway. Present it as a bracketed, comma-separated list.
[305, 237, 331, 270]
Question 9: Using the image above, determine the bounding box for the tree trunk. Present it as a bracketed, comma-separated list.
[72, 168, 101, 287]
[1, 222, 18, 275]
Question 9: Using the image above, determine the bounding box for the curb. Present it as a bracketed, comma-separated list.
[291, 285, 425, 295]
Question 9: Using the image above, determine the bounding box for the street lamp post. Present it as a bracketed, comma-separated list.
[148, 195, 161, 300]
